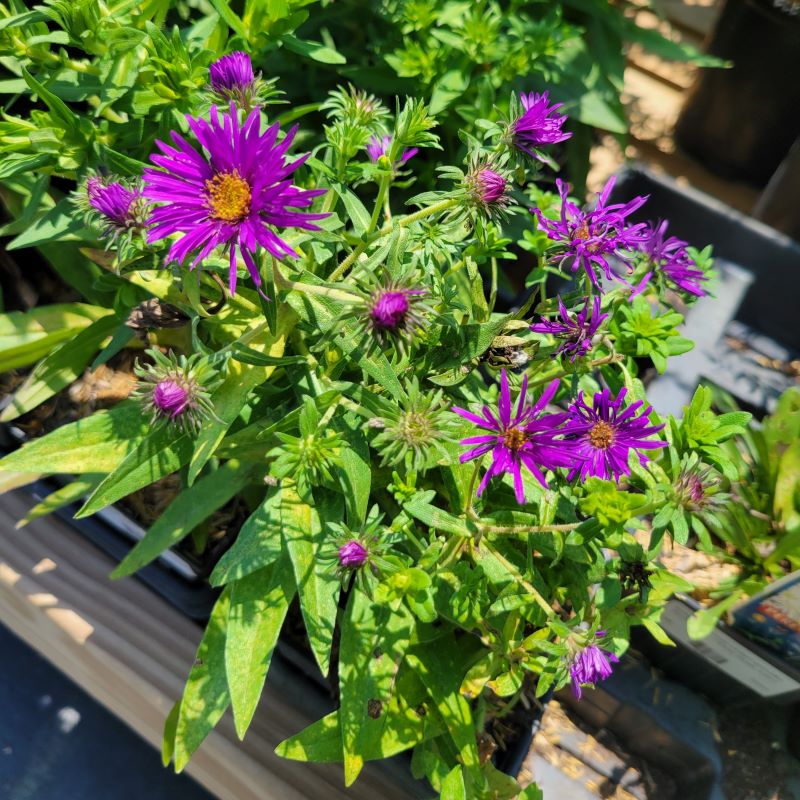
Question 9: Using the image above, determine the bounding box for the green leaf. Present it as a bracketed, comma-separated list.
[578, 478, 647, 527]
[686, 590, 745, 640]
[226, 554, 296, 739]
[334, 413, 370, 526]
[0, 314, 118, 422]
[21, 68, 80, 132]
[0, 401, 149, 475]
[208, 0, 247, 38]
[282, 484, 342, 675]
[174, 589, 231, 771]
[430, 69, 469, 115]
[161, 701, 180, 767]
[0, 153, 51, 180]
[76, 426, 194, 517]
[17, 474, 104, 527]
[111, 460, 254, 578]
[209, 489, 284, 586]
[336, 186, 371, 237]
[0, 303, 109, 372]
[440, 765, 467, 800]
[404, 493, 472, 537]
[7, 198, 92, 250]
[282, 34, 346, 64]
[625, 21, 729, 67]
[339, 591, 414, 786]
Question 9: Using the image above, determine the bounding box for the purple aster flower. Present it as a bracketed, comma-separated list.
[569, 632, 619, 699]
[366, 135, 418, 167]
[452, 370, 576, 504]
[152, 379, 190, 419]
[562, 387, 666, 482]
[338, 540, 368, 568]
[143, 104, 329, 296]
[530, 295, 609, 362]
[534, 177, 650, 293]
[641, 220, 708, 297]
[511, 91, 572, 160]
[365, 281, 428, 345]
[85, 177, 147, 238]
[209, 51, 254, 95]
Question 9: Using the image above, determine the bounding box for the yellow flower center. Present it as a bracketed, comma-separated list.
[205, 170, 251, 222]
[588, 421, 615, 450]
[503, 427, 527, 452]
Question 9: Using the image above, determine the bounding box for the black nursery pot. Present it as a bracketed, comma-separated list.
[608, 165, 800, 416]
[675, 0, 800, 186]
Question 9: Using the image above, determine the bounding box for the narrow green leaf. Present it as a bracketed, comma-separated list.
[334, 413, 370, 526]
[0, 314, 118, 422]
[17, 474, 103, 527]
[208, 488, 283, 585]
[0, 401, 149, 475]
[174, 589, 231, 771]
[208, 0, 247, 38]
[226, 554, 295, 739]
[440, 765, 467, 800]
[112, 460, 254, 578]
[282, 34, 346, 64]
[339, 591, 414, 786]
[77, 426, 193, 518]
[336, 186, 371, 237]
[282, 484, 342, 676]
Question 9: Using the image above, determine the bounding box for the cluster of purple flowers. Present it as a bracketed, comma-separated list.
[454, 371, 665, 503]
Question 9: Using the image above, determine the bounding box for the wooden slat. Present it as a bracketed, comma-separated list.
[0, 490, 417, 800]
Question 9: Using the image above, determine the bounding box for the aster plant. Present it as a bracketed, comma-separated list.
[0, 17, 748, 800]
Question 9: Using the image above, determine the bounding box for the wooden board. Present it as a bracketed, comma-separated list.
[0, 490, 418, 800]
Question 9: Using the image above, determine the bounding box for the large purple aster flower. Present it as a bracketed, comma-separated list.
[562, 387, 666, 482]
[511, 91, 572, 160]
[534, 177, 650, 293]
[366, 135, 418, 166]
[569, 632, 619, 699]
[452, 370, 576, 504]
[530, 295, 609, 362]
[143, 104, 328, 295]
[641, 220, 708, 297]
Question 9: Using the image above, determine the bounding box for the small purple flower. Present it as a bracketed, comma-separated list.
[511, 91, 572, 160]
[569, 632, 619, 699]
[534, 177, 650, 293]
[143, 104, 329, 296]
[86, 178, 146, 236]
[365, 282, 428, 345]
[366, 135, 418, 167]
[338, 540, 368, 568]
[641, 220, 708, 297]
[562, 387, 666, 482]
[209, 51, 255, 95]
[530, 296, 609, 362]
[452, 370, 576, 504]
[152, 379, 190, 419]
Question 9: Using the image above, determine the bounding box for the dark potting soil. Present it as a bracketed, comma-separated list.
[715, 701, 800, 800]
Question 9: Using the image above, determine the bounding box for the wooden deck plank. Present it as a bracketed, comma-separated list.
[0, 490, 417, 800]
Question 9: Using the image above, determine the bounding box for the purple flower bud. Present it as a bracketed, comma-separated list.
[474, 167, 506, 205]
[152, 379, 190, 419]
[338, 540, 368, 568]
[370, 291, 411, 330]
[86, 178, 142, 232]
[512, 91, 572, 160]
[569, 632, 619, 699]
[210, 51, 255, 94]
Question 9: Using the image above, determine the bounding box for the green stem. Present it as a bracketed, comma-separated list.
[478, 521, 581, 535]
[373, 196, 459, 238]
[489, 257, 498, 313]
[274, 261, 359, 302]
[481, 540, 554, 618]
[464, 461, 482, 515]
[367, 173, 392, 236]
